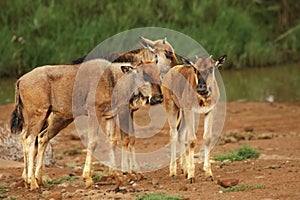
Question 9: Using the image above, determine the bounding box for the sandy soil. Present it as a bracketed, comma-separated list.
[0, 102, 299, 200]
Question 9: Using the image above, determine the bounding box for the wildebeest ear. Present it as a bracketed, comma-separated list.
[215, 55, 227, 67]
[121, 65, 134, 74]
[181, 56, 194, 66]
[140, 36, 155, 52]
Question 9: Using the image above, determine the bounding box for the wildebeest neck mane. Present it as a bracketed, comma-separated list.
[71, 48, 144, 64]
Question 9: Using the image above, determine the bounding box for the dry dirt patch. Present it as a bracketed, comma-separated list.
[0, 102, 299, 199]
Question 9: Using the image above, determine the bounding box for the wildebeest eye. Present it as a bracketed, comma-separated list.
[165, 50, 173, 59]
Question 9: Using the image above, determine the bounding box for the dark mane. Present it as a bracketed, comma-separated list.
[71, 55, 87, 64]
[71, 48, 144, 64]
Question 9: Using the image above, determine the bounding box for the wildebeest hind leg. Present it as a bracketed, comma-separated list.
[35, 113, 73, 185]
[23, 113, 49, 190]
[184, 109, 197, 183]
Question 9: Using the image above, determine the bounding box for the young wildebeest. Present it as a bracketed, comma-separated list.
[10, 37, 177, 190]
[162, 55, 227, 183]
[10, 59, 161, 190]
[73, 37, 178, 180]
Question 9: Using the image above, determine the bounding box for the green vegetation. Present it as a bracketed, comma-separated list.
[0, 0, 300, 77]
[136, 193, 182, 200]
[0, 188, 8, 198]
[0, 186, 13, 198]
[43, 175, 77, 185]
[63, 165, 75, 169]
[223, 184, 266, 193]
[214, 145, 260, 162]
[92, 172, 108, 181]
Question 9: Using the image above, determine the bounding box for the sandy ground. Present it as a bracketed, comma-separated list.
[0, 102, 299, 199]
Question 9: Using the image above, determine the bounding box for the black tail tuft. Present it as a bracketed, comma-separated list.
[10, 81, 23, 134]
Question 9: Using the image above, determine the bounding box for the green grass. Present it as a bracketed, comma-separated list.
[136, 193, 182, 200]
[0, 186, 13, 198]
[92, 172, 108, 181]
[0, 0, 300, 77]
[63, 165, 75, 169]
[214, 145, 260, 162]
[223, 184, 266, 193]
[43, 176, 77, 185]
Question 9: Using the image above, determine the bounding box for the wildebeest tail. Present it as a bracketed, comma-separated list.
[10, 80, 24, 134]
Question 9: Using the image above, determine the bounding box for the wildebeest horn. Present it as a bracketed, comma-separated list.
[163, 37, 167, 44]
[209, 55, 213, 59]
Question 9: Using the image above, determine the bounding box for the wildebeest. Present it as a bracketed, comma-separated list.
[10, 37, 178, 190]
[10, 59, 161, 190]
[162, 55, 227, 183]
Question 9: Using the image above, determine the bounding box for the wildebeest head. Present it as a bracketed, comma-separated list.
[140, 36, 178, 79]
[121, 60, 163, 107]
[182, 55, 227, 98]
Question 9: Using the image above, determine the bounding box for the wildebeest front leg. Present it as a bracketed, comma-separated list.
[82, 112, 99, 188]
[119, 107, 132, 172]
[203, 110, 214, 180]
[128, 110, 139, 172]
[184, 109, 197, 183]
[106, 117, 117, 171]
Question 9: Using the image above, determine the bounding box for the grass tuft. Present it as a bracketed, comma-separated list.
[136, 193, 182, 200]
[43, 176, 77, 185]
[92, 172, 108, 181]
[214, 145, 260, 162]
[223, 184, 266, 193]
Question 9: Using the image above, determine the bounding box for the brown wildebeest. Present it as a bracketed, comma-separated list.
[162, 55, 227, 183]
[10, 59, 161, 190]
[10, 37, 178, 190]
[72, 36, 178, 178]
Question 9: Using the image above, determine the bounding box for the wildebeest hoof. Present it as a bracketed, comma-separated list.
[85, 178, 94, 189]
[205, 174, 214, 181]
[188, 177, 195, 184]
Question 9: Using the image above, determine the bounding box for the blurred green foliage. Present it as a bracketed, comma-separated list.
[0, 0, 299, 77]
